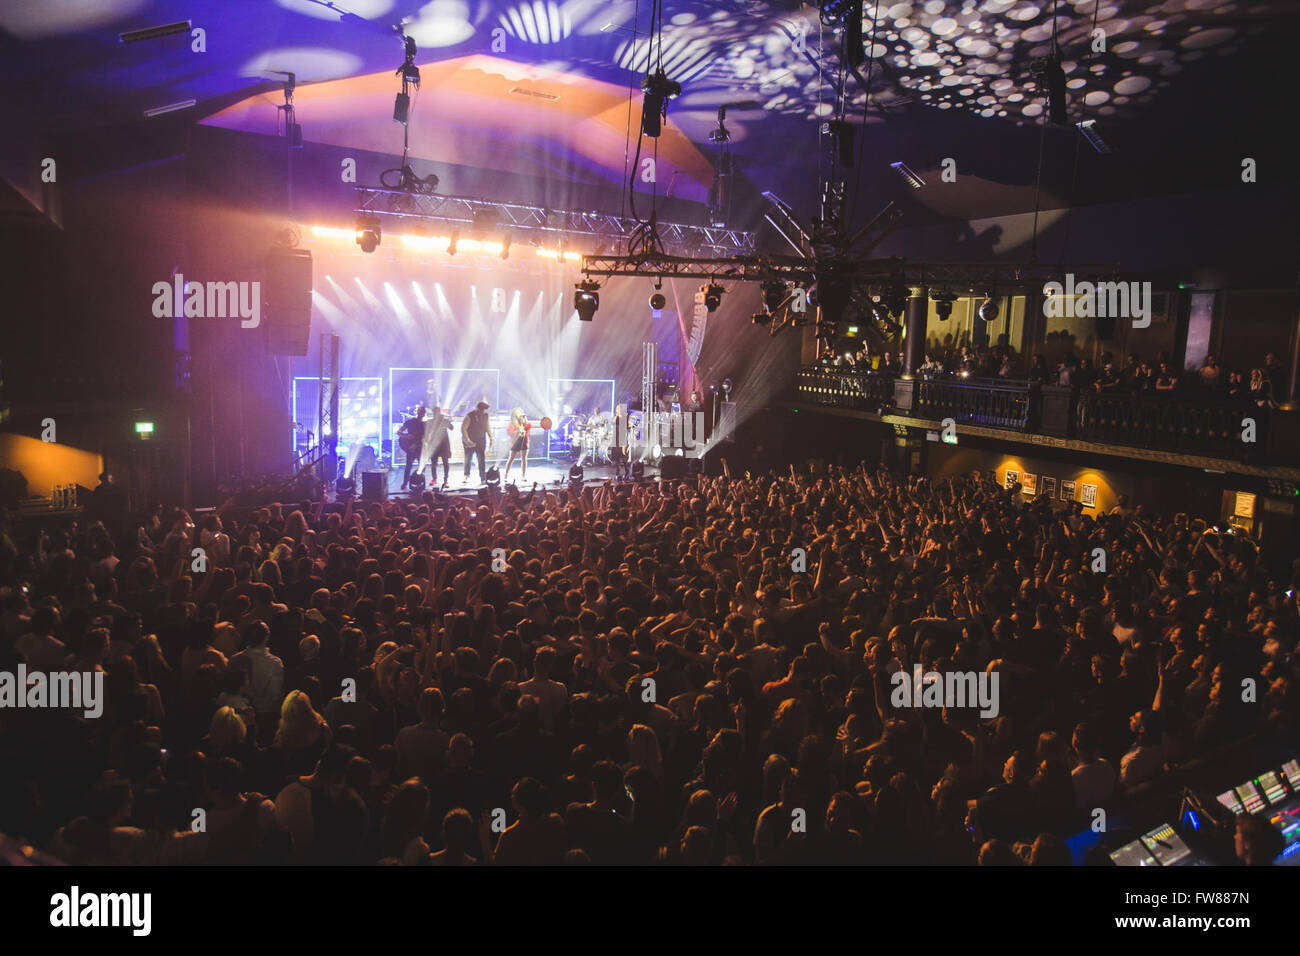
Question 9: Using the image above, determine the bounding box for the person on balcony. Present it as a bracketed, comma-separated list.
[1249, 368, 1277, 408]
[1264, 352, 1287, 401]
[1057, 354, 1078, 387]
[1095, 361, 1123, 393]
[1154, 362, 1180, 393]
[1076, 357, 1097, 389]
[1198, 354, 1223, 390]
[1028, 355, 1049, 384]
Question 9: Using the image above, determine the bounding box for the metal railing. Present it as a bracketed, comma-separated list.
[1075, 390, 1260, 460]
[913, 376, 1032, 431]
[795, 367, 895, 413]
[795, 367, 1296, 464]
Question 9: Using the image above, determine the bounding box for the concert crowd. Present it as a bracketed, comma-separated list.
[0, 465, 1296, 865]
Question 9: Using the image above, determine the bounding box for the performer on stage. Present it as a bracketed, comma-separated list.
[462, 401, 492, 484]
[503, 407, 532, 482]
[397, 405, 426, 490]
[421, 405, 452, 488]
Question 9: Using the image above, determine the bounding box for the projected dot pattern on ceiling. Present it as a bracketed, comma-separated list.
[626, 0, 1282, 127]
[3, 0, 1292, 144]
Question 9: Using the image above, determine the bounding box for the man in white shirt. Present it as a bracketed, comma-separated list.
[231, 620, 284, 734]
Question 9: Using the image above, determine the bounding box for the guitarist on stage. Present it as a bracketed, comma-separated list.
[462, 401, 493, 484]
[397, 405, 427, 490]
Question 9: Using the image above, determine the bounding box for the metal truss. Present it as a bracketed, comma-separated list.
[354, 187, 757, 256]
[579, 253, 1121, 290]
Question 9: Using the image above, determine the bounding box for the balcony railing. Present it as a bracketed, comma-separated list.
[794, 366, 1298, 465]
[913, 377, 1032, 431]
[794, 367, 895, 413]
[1075, 390, 1262, 460]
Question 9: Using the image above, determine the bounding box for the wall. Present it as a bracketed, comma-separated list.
[0, 434, 102, 497]
[929, 444, 1124, 514]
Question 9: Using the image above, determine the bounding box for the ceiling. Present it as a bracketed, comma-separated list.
[3, 1, 1297, 211]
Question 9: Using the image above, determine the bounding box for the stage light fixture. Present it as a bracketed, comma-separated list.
[355, 216, 381, 253]
[703, 283, 724, 313]
[485, 466, 500, 487]
[979, 295, 1000, 322]
[574, 279, 600, 321]
[336, 477, 356, 497]
[934, 292, 955, 320]
[650, 292, 667, 311]
[891, 161, 926, 189]
[761, 280, 787, 313]
[408, 474, 426, 493]
[885, 287, 909, 319]
[640, 70, 682, 138]
[631, 461, 645, 480]
[569, 463, 585, 482]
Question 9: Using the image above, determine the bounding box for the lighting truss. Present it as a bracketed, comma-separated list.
[580, 253, 1122, 291]
[354, 187, 757, 257]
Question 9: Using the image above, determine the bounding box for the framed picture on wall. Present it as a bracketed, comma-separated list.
[1005, 470, 1019, 490]
[1021, 473, 1037, 496]
[1080, 483, 1098, 508]
[1061, 479, 1076, 501]
[1042, 476, 1057, 499]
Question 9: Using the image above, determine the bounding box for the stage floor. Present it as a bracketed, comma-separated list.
[383, 457, 630, 498]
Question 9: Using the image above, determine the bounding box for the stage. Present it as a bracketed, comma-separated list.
[368, 456, 710, 501]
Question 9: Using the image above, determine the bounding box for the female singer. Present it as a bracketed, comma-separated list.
[503, 407, 531, 482]
[421, 406, 452, 487]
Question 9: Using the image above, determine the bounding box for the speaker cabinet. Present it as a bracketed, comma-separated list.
[264, 248, 313, 355]
[361, 471, 387, 502]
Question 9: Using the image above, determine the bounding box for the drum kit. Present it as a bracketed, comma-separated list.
[564, 413, 612, 464]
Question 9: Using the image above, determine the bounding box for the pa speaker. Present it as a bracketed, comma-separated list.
[264, 248, 313, 355]
[659, 456, 687, 480]
[361, 471, 387, 502]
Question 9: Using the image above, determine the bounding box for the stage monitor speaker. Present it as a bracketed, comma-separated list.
[361, 471, 387, 502]
[264, 248, 313, 355]
[660, 456, 687, 480]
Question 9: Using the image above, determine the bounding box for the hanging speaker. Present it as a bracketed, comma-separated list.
[263, 248, 313, 355]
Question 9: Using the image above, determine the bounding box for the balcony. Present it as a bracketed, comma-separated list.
[794, 367, 896, 414]
[912, 376, 1033, 431]
[794, 366, 1299, 466]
